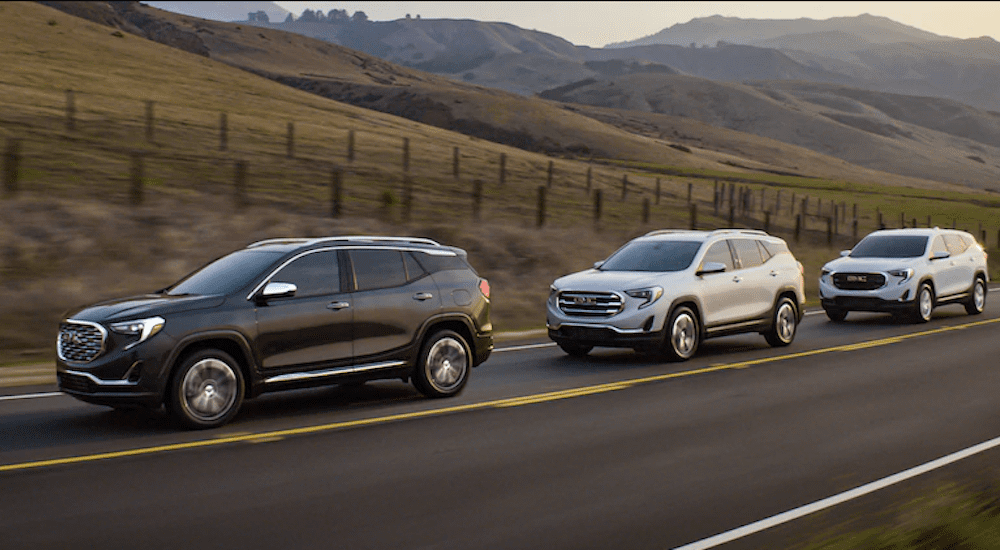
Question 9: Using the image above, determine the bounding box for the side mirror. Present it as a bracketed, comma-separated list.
[930, 250, 950, 261]
[260, 281, 297, 300]
[697, 262, 727, 276]
[840, 250, 851, 257]
[593, 261, 604, 269]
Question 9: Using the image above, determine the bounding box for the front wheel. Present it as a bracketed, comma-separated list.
[911, 283, 934, 323]
[765, 297, 798, 347]
[169, 349, 245, 429]
[965, 277, 986, 315]
[414, 330, 471, 398]
[662, 306, 700, 361]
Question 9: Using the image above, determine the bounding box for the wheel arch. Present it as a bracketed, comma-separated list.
[165, 331, 257, 398]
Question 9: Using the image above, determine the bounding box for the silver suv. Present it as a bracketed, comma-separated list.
[820, 228, 989, 323]
[547, 229, 806, 361]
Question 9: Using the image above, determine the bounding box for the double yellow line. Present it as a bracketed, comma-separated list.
[3, 316, 998, 473]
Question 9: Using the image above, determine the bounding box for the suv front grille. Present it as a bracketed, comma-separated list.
[58, 321, 106, 363]
[558, 291, 624, 317]
[832, 272, 886, 291]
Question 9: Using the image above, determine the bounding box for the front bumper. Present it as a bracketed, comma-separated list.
[819, 277, 917, 313]
[56, 333, 176, 409]
[547, 324, 663, 349]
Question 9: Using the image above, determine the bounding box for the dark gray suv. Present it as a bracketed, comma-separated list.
[56, 236, 493, 428]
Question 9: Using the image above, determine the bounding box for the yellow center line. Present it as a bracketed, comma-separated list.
[3, 317, 999, 473]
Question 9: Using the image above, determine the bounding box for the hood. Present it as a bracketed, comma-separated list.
[66, 294, 226, 323]
[822, 255, 923, 273]
[553, 269, 688, 293]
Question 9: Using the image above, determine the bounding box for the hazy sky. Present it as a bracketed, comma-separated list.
[273, 2, 1000, 47]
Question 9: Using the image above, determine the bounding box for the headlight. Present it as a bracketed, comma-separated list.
[110, 316, 165, 347]
[887, 268, 914, 284]
[820, 269, 832, 284]
[625, 286, 663, 309]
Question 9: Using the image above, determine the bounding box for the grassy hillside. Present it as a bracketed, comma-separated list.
[1, 2, 999, 364]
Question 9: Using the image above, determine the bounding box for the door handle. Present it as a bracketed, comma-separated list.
[326, 301, 350, 310]
[769, 270, 779, 277]
[413, 292, 434, 301]
[732, 276, 742, 283]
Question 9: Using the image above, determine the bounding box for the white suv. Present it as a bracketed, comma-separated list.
[819, 228, 989, 323]
[547, 229, 806, 361]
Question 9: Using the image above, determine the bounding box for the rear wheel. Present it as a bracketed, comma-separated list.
[824, 308, 848, 322]
[663, 306, 699, 361]
[764, 297, 798, 347]
[911, 283, 934, 323]
[965, 277, 986, 315]
[169, 349, 245, 429]
[413, 330, 470, 398]
[558, 342, 593, 357]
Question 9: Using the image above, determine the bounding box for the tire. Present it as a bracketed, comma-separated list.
[911, 283, 934, 323]
[824, 308, 848, 323]
[662, 306, 699, 361]
[169, 349, 245, 429]
[765, 297, 798, 347]
[558, 342, 593, 357]
[413, 330, 471, 398]
[965, 277, 987, 315]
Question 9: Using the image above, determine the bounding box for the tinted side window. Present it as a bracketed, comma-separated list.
[732, 239, 764, 269]
[760, 240, 790, 257]
[943, 235, 968, 255]
[701, 241, 735, 271]
[413, 252, 469, 274]
[272, 250, 340, 298]
[350, 249, 407, 291]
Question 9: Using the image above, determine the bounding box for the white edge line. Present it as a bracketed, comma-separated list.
[494, 342, 558, 353]
[0, 392, 63, 402]
[671, 434, 1000, 550]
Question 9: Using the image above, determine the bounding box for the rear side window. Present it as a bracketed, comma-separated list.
[731, 239, 764, 269]
[943, 235, 968, 255]
[413, 252, 471, 274]
[404, 252, 427, 281]
[701, 241, 735, 271]
[271, 250, 340, 298]
[760, 240, 789, 258]
[349, 249, 407, 291]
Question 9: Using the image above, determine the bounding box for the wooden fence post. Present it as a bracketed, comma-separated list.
[65, 89, 75, 131]
[145, 100, 155, 142]
[472, 179, 482, 220]
[795, 215, 801, 243]
[3, 138, 21, 195]
[536, 186, 546, 228]
[586, 166, 592, 192]
[286, 122, 294, 158]
[593, 189, 602, 225]
[687, 182, 692, 204]
[728, 205, 735, 227]
[621, 174, 628, 201]
[713, 180, 719, 209]
[689, 203, 697, 230]
[130, 152, 144, 205]
[547, 160, 554, 188]
[900, 211, 905, 228]
[764, 211, 771, 233]
[234, 161, 247, 209]
[330, 168, 342, 218]
[775, 191, 781, 217]
[853, 219, 858, 243]
[827, 217, 833, 245]
[219, 112, 228, 151]
[402, 137, 410, 173]
[642, 198, 650, 224]
[729, 184, 735, 210]
[656, 178, 661, 205]
[347, 130, 355, 162]
[453, 146, 460, 179]
[499, 153, 506, 186]
[927, 215, 932, 228]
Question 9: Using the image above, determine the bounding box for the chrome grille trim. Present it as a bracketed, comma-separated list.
[832, 272, 887, 291]
[557, 291, 624, 317]
[57, 320, 107, 363]
[62, 369, 138, 387]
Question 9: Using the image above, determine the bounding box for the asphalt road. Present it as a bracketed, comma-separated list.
[3, 296, 1000, 549]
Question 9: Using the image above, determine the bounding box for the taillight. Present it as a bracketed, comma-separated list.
[479, 279, 490, 299]
[797, 261, 804, 276]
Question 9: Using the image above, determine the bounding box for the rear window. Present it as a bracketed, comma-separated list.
[599, 240, 703, 272]
[850, 235, 928, 258]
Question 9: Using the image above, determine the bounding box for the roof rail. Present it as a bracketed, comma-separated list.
[247, 238, 311, 248]
[248, 236, 444, 249]
[643, 229, 703, 237]
[709, 229, 769, 236]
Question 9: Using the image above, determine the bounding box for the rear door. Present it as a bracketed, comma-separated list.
[943, 234, 974, 296]
[728, 238, 773, 321]
[348, 249, 442, 360]
[697, 240, 741, 326]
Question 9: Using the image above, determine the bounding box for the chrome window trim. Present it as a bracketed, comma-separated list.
[264, 360, 406, 385]
[62, 369, 138, 387]
[246, 246, 455, 301]
[57, 319, 108, 364]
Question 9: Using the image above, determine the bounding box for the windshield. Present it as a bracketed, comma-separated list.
[166, 250, 285, 296]
[599, 240, 703, 272]
[850, 235, 928, 258]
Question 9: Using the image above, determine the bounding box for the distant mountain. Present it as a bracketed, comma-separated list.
[608, 13, 950, 49]
[144, 1, 289, 23]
